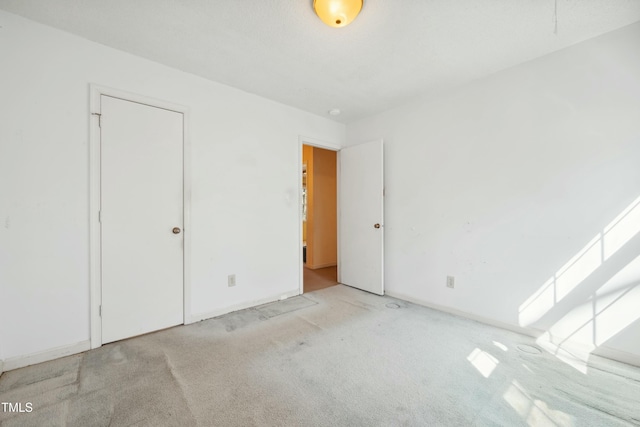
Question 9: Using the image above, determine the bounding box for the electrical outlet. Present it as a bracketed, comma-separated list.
[228, 274, 236, 287]
[447, 276, 455, 289]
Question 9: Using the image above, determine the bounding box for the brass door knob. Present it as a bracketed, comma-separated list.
[172, 227, 181, 234]
[374, 223, 381, 229]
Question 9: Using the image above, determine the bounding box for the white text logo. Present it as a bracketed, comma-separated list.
[1, 402, 33, 413]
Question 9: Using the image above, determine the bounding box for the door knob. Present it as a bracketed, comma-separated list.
[172, 227, 181, 234]
[374, 223, 381, 229]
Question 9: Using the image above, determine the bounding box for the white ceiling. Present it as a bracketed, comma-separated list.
[1, 1, 639, 123]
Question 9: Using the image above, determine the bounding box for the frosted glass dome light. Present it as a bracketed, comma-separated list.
[314, 0, 363, 28]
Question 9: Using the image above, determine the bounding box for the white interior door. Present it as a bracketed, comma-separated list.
[339, 140, 384, 295]
[100, 95, 184, 344]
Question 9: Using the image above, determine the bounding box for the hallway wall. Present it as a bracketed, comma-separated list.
[303, 146, 337, 269]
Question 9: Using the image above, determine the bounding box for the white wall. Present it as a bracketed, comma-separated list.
[0, 10, 344, 364]
[347, 23, 640, 363]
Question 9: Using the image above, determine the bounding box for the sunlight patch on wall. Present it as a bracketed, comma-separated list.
[535, 255, 640, 372]
[604, 196, 640, 259]
[555, 236, 602, 301]
[519, 195, 640, 327]
[519, 235, 601, 326]
[519, 277, 556, 327]
[547, 301, 595, 344]
[594, 277, 640, 346]
[467, 348, 499, 378]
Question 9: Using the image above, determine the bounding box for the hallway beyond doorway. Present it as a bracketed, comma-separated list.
[303, 266, 338, 293]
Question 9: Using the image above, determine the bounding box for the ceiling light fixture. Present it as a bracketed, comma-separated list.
[314, 0, 363, 28]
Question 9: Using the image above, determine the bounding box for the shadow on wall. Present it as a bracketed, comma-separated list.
[519, 195, 640, 372]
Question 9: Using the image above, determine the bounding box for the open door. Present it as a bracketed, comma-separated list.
[339, 140, 384, 295]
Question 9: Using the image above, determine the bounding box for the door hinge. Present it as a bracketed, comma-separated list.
[99, 305, 102, 317]
[91, 112, 102, 128]
[98, 210, 102, 223]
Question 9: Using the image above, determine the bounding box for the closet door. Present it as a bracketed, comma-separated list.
[100, 95, 184, 343]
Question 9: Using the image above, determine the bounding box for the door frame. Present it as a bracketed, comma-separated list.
[298, 136, 342, 295]
[89, 84, 192, 349]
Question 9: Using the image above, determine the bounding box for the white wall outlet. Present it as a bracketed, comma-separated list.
[228, 274, 236, 287]
[447, 276, 455, 289]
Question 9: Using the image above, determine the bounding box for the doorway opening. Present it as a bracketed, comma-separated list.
[302, 144, 339, 293]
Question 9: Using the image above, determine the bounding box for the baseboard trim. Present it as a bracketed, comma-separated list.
[188, 289, 301, 324]
[386, 291, 640, 368]
[590, 345, 640, 367]
[386, 291, 544, 339]
[538, 332, 640, 368]
[3, 340, 91, 372]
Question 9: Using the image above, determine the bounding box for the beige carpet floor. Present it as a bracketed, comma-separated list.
[1, 285, 639, 426]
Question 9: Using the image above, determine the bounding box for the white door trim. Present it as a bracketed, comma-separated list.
[297, 136, 342, 295]
[89, 84, 192, 349]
